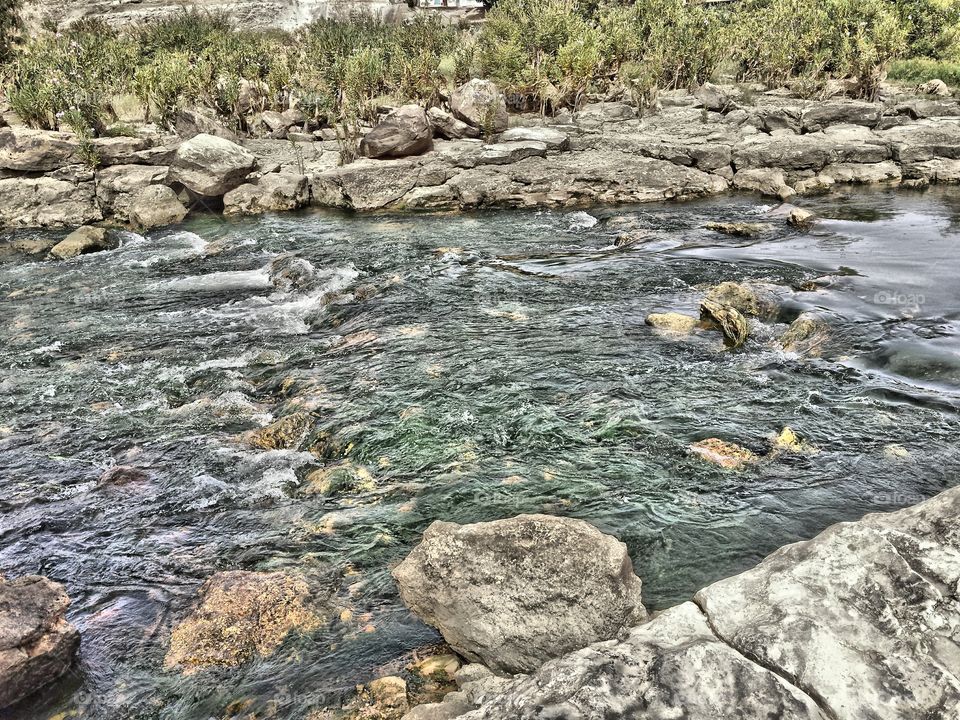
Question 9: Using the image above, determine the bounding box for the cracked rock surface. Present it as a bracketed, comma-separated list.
[448, 486, 960, 720]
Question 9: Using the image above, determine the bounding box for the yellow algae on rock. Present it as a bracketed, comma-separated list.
[689, 438, 759, 470]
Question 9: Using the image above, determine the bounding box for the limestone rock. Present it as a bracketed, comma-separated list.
[450, 80, 509, 134]
[89, 135, 151, 167]
[247, 411, 313, 450]
[703, 221, 769, 237]
[128, 185, 188, 229]
[0, 127, 79, 171]
[48, 225, 117, 260]
[0, 177, 102, 227]
[919, 79, 950, 97]
[95, 163, 168, 220]
[794, 174, 835, 195]
[360, 105, 433, 159]
[801, 101, 882, 132]
[428, 107, 481, 140]
[695, 489, 960, 719]
[780, 312, 829, 356]
[645, 312, 699, 337]
[498, 127, 569, 151]
[457, 603, 825, 720]
[392, 514, 646, 674]
[223, 173, 309, 215]
[733, 167, 795, 200]
[787, 207, 816, 228]
[164, 570, 330, 673]
[167, 133, 257, 197]
[0, 576, 80, 709]
[689, 438, 759, 470]
[821, 161, 902, 184]
[705, 282, 779, 321]
[574, 102, 636, 126]
[175, 107, 238, 141]
[694, 82, 739, 113]
[456, 141, 547, 168]
[701, 299, 750, 348]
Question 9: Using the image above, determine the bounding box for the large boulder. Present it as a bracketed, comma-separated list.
[456, 486, 960, 720]
[450, 80, 509, 134]
[164, 570, 332, 674]
[704, 281, 780, 320]
[223, 173, 310, 215]
[48, 225, 118, 260]
[800, 100, 882, 132]
[0, 576, 80, 709]
[360, 105, 433, 159]
[95, 163, 168, 220]
[128, 185, 189, 229]
[392, 514, 647, 674]
[174, 107, 238, 141]
[166, 133, 257, 197]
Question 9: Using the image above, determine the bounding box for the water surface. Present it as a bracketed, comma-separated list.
[2, 187, 959, 718]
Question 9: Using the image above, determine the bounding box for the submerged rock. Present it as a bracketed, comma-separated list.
[689, 438, 759, 470]
[268, 254, 317, 292]
[700, 299, 750, 348]
[704, 281, 780, 321]
[780, 312, 829, 356]
[392, 514, 646, 674]
[164, 570, 329, 673]
[0, 575, 80, 709]
[247, 411, 314, 450]
[47, 226, 117, 260]
[645, 312, 700, 337]
[360, 105, 433, 159]
[771, 426, 819, 455]
[450, 80, 509, 134]
[98, 465, 150, 485]
[787, 207, 816, 228]
[704, 221, 769, 237]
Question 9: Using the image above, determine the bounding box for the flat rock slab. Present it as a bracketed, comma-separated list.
[455, 487, 960, 720]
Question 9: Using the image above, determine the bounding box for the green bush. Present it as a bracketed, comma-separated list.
[0, 0, 19, 64]
[889, 56, 960, 86]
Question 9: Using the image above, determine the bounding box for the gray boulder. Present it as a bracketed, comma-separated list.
[428, 107, 481, 140]
[919, 79, 950, 97]
[167, 133, 257, 197]
[450, 80, 509, 134]
[360, 105, 433, 159]
[455, 140, 548, 168]
[223, 173, 309, 215]
[801, 101, 882, 132]
[128, 185, 188, 229]
[48, 225, 117, 260]
[694, 82, 739, 113]
[392, 514, 647, 674]
[175, 107, 238, 141]
[0, 576, 80, 709]
[95, 163, 168, 221]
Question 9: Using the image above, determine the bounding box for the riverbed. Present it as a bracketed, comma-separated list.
[2, 187, 959, 719]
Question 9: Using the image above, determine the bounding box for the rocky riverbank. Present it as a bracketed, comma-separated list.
[396, 486, 960, 720]
[1, 79, 959, 234]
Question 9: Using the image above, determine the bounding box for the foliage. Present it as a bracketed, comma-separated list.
[1, 1, 958, 133]
[889, 57, 960, 86]
[0, 0, 19, 64]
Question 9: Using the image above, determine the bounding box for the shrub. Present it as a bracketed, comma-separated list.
[0, 0, 20, 64]
[889, 57, 960, 86]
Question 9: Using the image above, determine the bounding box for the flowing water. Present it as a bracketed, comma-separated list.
[2, 187, 960, 719]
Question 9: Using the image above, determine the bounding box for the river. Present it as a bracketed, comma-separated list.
[2, 187, 959, 718]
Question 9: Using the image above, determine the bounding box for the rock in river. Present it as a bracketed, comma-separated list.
[247, 411, 314, 450]
[645, 312, 700, 337]
[700, 299, 750, 348]
[128, 185, 189, 229]
[0, 575, 80, 709]
[164, 570, 331, 673]
[704, 281, 780, 321]
[392, 514, 646, 674]
[47, 226, 118, 260]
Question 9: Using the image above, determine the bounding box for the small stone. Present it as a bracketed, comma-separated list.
[368, 676, 409, 713]
[787, 207, 816, 229]
[47, 226, 117, 260]
[415, 653, 461, 680]
[704, 221, 769, 237]
[689, 438, 759, 470]
[645, 312, 700, 337]
[98, 465, 150, 485]
[771, 427, 819, 455]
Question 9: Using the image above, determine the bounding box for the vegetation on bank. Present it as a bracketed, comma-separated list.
[0, 0, 958, 138]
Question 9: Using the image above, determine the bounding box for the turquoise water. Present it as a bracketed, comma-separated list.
[1, 187, 959, 718]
